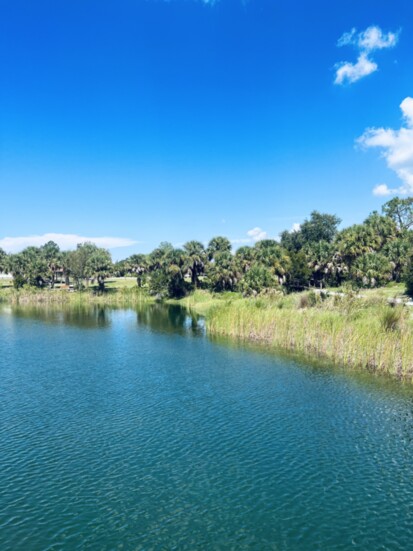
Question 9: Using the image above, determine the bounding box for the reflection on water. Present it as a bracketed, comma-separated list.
[1, 302, 205, 335]
[1, 303, 413, 550]
[135, 303, 205, 336]
[6, 304, 112, 329]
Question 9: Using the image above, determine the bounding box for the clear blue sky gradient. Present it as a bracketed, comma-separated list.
[1, 0, 413, 258]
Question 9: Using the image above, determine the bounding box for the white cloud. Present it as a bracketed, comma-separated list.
[334, 54, 377, 85]
[338, 26, 399, 52]
[358, 97, 413, 195]
[334, 25, 399, 85]
[401, 96, 413, 124]
[291, 223, 301, 233]
[247, 227, 267, 241]
[372, 184, 395, 197]
[358, 26, 399, 51]
[337, 28, 357, 48]
[231, 227, 268, 245]
[230, 239, 252, 245]
[0, 233, 137, 253]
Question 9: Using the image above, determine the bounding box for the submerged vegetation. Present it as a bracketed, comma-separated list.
[2, 197, 413, 380]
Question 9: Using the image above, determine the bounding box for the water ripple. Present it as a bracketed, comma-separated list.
[1, 306, 413, 550]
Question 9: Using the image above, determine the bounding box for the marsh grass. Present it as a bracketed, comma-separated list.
[2, 282, 412, 381]
[380, 306, 406, 333]
[204, 293, 413, 381]
[0, 284, 151, 306]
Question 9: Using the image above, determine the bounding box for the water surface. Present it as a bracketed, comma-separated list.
[1, 304, 413, 550]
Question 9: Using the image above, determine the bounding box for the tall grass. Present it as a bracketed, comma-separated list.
[0, 285, 152, 306]
[204, 294, 413, 380]
[2, 284, 412, 381]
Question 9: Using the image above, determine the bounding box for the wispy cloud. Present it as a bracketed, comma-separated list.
[337, 26, 399, 52]
[334, 25, 399, 85]
[231, 227, 268, 245]
[247, 227, 267, 241]
[357, 97, 413, 195]
[0, 233, 138, 253]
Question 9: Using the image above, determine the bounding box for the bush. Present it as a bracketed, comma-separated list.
[240, 264, 276, 296]
[380, 306, 405, 332]
[307, 290, 318, 307]
[405, 258, 413, 298]
[298, 291, 318, 309]
[13, 275, 26, 289]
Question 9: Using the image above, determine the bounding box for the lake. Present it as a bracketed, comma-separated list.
[1, 303, 413, 550]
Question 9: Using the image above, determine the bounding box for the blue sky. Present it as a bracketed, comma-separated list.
[1, 0, 413, 259]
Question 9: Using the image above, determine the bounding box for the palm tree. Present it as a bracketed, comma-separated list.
[336, 224, 381, 264]
[382, 238, 410, 282]
[148, 242, 174, 271]
[163, 248, 188, 298]
[128, 254, 148, 287]
[41, 241, 61, 288]
[351, 252, 392, 288]
[60, 250, 72, 285]
[207, 236, 231, 260]
[207, 251, 240, 292]
[305, 240, 335, 288]
[254, 240, 291, 284]
[86, 248, 112, 291]
[183, 241, 206, 287]
[235, 246, 256, 274]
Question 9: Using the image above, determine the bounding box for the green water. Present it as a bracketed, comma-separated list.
[1, 304, 413, 550]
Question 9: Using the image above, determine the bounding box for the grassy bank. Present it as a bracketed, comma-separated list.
[0, 278, 152, 306]
[183, 289, 413, 381]
[2, 279, 413, 381]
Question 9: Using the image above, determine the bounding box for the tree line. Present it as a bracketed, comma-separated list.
[2, 197, 413, 297]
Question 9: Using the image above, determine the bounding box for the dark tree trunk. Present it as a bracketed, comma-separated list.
[98, 275, 105, 292]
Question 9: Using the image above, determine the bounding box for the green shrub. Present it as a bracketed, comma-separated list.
[298, 291, 318, 309]
[405, 258, 413, 298]
[380, 306, 405, 332]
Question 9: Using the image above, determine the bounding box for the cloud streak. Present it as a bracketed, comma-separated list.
[358, 97, 413, 196]
[334, 25, 399, 85]
[0, 233, 137, 253]
[231, 227, 268, 245]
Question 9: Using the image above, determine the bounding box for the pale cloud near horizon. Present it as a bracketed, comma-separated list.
[334, 25, 399, 85]
[231, 227, 268, 245]
[247, 227, 267, 241]
[291, 223, 301, 232]
[0, 233, 138, 253]
[358, 97, 413, 196]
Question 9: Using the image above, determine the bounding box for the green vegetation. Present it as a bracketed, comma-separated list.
[0, 281, 150, 306]
[182, 289, 413, 381]
[2, 198, 413, 380]
[2, 198, 413, 300]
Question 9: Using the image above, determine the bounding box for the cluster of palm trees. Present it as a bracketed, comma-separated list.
[113, 199, 413, 297]
[1, 242, 112, 291]
[1, 198, 413, 297]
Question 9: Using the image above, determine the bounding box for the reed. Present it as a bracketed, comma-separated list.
[0, 285, 152, 306]
[2, 284, 412, 380]
[203, 293, 413, 381]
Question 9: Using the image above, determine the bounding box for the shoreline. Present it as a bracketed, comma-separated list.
[2, 286, 412, 382]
